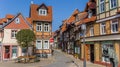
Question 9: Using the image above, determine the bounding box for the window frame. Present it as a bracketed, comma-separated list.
[100, 22, 106, 35]
[90, 26, 94, 36]
[110, 0, 117, 9]
[99, 0, 105, 13]
[36, 40, 42, 49]
[43, 40, 49, 49]
[111, 19, 118, 33]
[44, 23, 49, 32]
[36, 22, 42, 32]
[39, 9, 47, 16]
[11, 30, 17, 39]
[15, 18, 20, 24]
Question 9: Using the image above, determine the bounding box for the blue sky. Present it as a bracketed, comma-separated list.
[0, 0, 88, 32]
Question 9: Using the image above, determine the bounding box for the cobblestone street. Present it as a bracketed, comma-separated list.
[0, 49, 105, 67]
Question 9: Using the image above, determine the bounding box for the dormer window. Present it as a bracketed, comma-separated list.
[15, 18, 20, 24]
[39, 9, 47, 16]
[88, 10, 92, 18]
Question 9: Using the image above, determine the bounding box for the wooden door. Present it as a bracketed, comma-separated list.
[4, 46, 10, 59]
[85, 44, 90, 61]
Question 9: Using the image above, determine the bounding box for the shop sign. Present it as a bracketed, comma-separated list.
[101, 41, 113, 44]
[85, 42, 94, 44]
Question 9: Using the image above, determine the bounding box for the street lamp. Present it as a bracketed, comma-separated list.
[81, 24, 86, 67]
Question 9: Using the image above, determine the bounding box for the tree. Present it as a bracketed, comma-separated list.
[16, 29, 35, 56]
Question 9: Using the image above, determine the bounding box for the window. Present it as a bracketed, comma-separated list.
[99, 0, 105, 13]
[36, 40, 42, 49]
[88, 10, 92, 18]
[110, 0, 117, 9]
[44, 23, 49, 32]
[39, 9, 47, 16]
[111, 19, 118, 33]
[36, 22, 42, 31]
[22, 48, 26, 56]
[90, 26, 94, 36]
[43, 40, 49, 49]
[15, 18, 20, 24]
[11, 30, 17, 38]
[101, 44, 114, 62]
[100, 22, 106, 35]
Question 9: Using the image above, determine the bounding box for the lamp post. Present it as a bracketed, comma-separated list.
[81, 24, 86, 67]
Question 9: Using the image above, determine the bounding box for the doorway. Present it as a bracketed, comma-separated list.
[4, 46, 10, 59]
[90, 44, 94, 63]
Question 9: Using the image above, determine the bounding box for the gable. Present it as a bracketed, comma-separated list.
[30, 4, 52, 22]
[37, 3, 48, 10]
[4, 14, 31, 29]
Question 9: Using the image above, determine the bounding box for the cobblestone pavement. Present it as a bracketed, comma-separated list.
[48, 49, 105, 67]
[0, 49, 105, 67]
[0, 56, 54, 67]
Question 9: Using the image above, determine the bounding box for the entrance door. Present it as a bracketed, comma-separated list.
[4, 46, 10, 59]
[90, 44, 94, 63]
[12, 46, 17, 59]
[85, 45, 90, 61]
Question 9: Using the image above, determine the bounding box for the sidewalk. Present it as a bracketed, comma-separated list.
[56, 49, 105, 67]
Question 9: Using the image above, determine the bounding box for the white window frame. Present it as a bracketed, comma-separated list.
[43, 40, 49, 49]
[11, 30, 17, 38]
[111, 19, 118, 33]
[15, 18, 20, 24]
[39, 9, 47, 16]
[44, 23, 49, 32]
[100, 22, 106, 35]
[90, 26, 94, 36]
[110, 0, 117, 9]
[88, 10, 92, 18]
[99, 0, 105, 13]
[36, 40, 42, 49]
[36, 22, 42, 32]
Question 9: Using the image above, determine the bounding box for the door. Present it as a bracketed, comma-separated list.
[12, 46, 17, 59]
[4, 46, 10, 59]
[85, 45, 90, 61]
[90, 44, 94, 63]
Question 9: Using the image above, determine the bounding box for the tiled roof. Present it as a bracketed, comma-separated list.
[5, 14, 14, 19]
[84, 2, 96, 11]
[3, 13, 32, 29]
[30, 4, 52, 22]
[75, 16, 96, 26]
[83, 16, 96, 23]
[61, 24, 67, 32]
[0, 18, 7, 24]
[75, 12, 88, 26]
[66, 9, 79, 24]
[26, 17, 32, 24]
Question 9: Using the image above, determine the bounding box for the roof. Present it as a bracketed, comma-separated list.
[26, 17, 32, 24]
[66, 9, 79, 24]
[84, 2, 96, 11]
[83, 16, 96, 23]
[61, 24, 67, 32]
[75, 12, 88, 26]
[30, 4, 52, 22]
[3, 13, 32, 29]
[5, 14, 14, 19]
